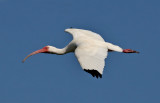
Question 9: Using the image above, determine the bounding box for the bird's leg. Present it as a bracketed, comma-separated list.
[123, 49, 139, 53]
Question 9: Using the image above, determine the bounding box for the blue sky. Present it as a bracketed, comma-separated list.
[0, 0, 160, 103]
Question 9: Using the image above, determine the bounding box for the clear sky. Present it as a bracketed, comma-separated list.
[0, 0, 160, 103]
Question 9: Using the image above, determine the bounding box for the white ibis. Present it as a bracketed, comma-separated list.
[23, 28, 139, 78]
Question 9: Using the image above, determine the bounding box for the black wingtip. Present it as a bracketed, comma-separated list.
[84, 69, 102, 78]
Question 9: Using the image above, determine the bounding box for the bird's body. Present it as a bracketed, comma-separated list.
[23, 28, 139, 78]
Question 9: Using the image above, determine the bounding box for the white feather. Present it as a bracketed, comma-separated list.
[64, 28, 123, 76]
[75, 43, 108, 74]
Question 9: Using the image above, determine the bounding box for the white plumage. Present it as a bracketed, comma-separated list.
[23, 28, 139, 78]
[65, 28, 120, 77]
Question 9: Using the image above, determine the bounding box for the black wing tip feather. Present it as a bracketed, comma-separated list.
[84, 69, 102, 78]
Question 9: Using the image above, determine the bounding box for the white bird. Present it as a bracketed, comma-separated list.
[23, 28, 139, 78]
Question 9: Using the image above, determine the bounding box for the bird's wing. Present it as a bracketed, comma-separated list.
[65, 28, 105, 42]
[75, 44, 108, 78]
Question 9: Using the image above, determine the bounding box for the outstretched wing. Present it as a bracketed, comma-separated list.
[65, 28, 105, 42]
[75, 44, 108, 78]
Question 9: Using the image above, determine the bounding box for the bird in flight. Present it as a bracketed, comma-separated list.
[23, 28, 139, 78]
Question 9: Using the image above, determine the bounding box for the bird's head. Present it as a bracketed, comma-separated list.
[123, 49, 139, 53]
[22, 45, 53, 63]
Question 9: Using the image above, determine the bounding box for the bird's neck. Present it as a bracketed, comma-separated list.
[48, 46, 66, 55]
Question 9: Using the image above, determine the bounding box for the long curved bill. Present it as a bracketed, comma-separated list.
[22, 48, 48, 63]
